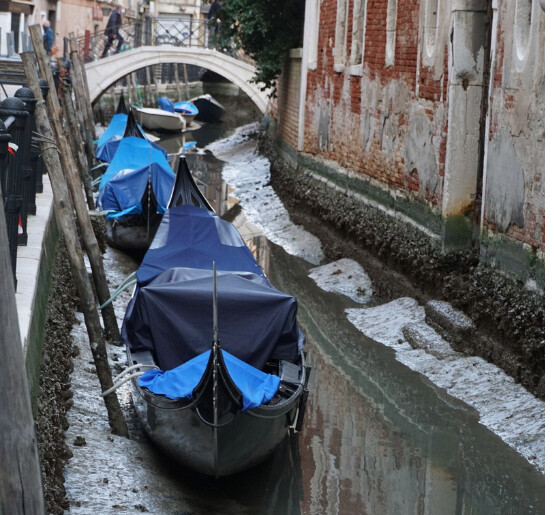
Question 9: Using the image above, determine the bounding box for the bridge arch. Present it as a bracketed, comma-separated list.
[85, 46, 270, 114]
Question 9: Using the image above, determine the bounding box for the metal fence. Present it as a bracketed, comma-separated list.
[0, 81, 49, 287]
[76, 17, 213, 63]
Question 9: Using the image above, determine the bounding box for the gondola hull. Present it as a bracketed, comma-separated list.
[122, 157, 310, 476]
[106, 215, 162, 251]
[129, 349, 304, 476]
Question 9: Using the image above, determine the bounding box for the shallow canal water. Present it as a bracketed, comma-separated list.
[63, 99, 544, 513]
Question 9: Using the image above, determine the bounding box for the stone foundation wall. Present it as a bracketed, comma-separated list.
[260, 128, 544, 399]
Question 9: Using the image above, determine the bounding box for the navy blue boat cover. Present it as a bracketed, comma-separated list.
[138, 349, 281, 410]
[122, 204, 304, 372]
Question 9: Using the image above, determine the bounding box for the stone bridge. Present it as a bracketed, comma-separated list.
[85, 46, 270, 114]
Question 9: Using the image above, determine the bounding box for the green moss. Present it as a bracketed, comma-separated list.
[25, 214, 59, 413]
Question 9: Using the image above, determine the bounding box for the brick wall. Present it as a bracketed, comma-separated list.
[271, 0, 544, 282]
[270, 53, 302, 150]
[300, 0, 448, 210]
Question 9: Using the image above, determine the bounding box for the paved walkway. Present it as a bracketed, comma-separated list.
[15, 175, 53, 349]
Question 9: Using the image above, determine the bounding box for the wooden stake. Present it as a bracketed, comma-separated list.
[21, 50, 128, 438]
[68, 34, 95, 169]
[174, 64, 182, 102]
[69, 34, 96, 140]
[27, 26, 120, 342]
[0, 198, 45, 513]
[145, 66, 153, 106]
[58, 59, 95, 210]
[183, 63, 190, 100]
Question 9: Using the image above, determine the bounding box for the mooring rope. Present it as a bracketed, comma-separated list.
[97, 271, 137, 310]
[101, 363, 158, 397]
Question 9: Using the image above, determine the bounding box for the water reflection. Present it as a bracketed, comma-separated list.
[267, 242, 544, 514]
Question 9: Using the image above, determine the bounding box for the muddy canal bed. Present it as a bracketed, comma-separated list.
[39, 123, 544, 513]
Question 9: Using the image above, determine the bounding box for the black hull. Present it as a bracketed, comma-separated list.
[106, 216, 162, 251]
[190, 95, 225, 123]
[128, 348, 307, 477]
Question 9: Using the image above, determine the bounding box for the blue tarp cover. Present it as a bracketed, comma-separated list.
[135, 205, 264, 286]
[97, 113, 127, 149]
[157, 96, 175, 112]
[98, 137, 173, 193]
[138, 349, 281, 410]
[121, 205, 303, 371]
[97, 162, 176, 219]
[96, 133, 167, 164]
[173, 101, 199, 116]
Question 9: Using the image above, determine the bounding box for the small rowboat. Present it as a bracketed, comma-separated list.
[133, 106, 187, 132]
[121, 156, 310, 477]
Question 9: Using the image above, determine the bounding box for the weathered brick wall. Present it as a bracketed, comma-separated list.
[271, 0, 544, 283]
[269, 52, 302, 150]
[480, 0, 545, 268]
[301, 0, 449, 211]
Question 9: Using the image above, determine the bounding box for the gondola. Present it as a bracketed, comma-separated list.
[133, 105, 187, 132]
[189, 94, 225, 122]
[120, 156, 310, 477]
[96, 112, 174, 251]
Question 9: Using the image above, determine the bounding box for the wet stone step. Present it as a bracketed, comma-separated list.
[424, 299, 476, 354]
[401, 322, 459, 360]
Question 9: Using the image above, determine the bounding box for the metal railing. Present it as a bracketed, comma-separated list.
[76, 17, 218, 63]
[0, 81, 49, 287]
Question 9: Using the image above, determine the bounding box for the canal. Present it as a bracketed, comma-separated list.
[61, 93, 544, 513]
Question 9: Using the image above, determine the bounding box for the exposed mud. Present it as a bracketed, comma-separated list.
[260, 137, 545, 400]
[35, 243, 78, 514]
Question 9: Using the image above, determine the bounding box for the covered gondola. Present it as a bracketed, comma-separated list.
[120, 156, 310, 477]
[96, 129, 175, 250]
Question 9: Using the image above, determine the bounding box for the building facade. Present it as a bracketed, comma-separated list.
[271, 0, 545, 286]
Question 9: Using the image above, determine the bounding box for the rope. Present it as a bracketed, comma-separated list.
[97, 271, 137, 309]
[101, 363, 158, 397]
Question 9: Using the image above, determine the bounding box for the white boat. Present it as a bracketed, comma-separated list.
[133, 106, 187, 132]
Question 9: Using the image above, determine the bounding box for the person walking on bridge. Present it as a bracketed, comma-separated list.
[101, 3, 125, 58]
[42, 20, 53, 55]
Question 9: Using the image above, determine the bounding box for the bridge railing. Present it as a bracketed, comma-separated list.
[76, 17, 216, 63]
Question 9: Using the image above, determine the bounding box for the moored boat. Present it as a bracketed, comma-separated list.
[133, 105, 187, 132]
[157, 96, 199, 126]
[120, 156, 310, 477]
[189, 93, 225, 122]
[96, 116, 175, 251]
[173, 100, 199, 125]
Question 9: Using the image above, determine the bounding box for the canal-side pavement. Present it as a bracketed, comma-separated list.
[15, 174, 55, 400]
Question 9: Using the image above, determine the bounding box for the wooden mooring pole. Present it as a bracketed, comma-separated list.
[68, 34, 96, 150]
[0, 200, 45, 513]
[58, 58, 95, 210]
[27, 24, 120, 342]
[21, 50, 128, 438]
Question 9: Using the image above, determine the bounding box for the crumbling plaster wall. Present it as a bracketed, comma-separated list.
[301, 0, 451, 215]
[481, 0, 544, 278]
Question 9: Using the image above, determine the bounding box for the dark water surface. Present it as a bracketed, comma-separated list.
[121, 96, 545, 514]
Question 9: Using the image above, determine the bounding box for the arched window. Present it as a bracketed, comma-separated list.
[514, 0, 532, 63]
[385, 0, 398, 66]
[424, 0, 440, 58]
